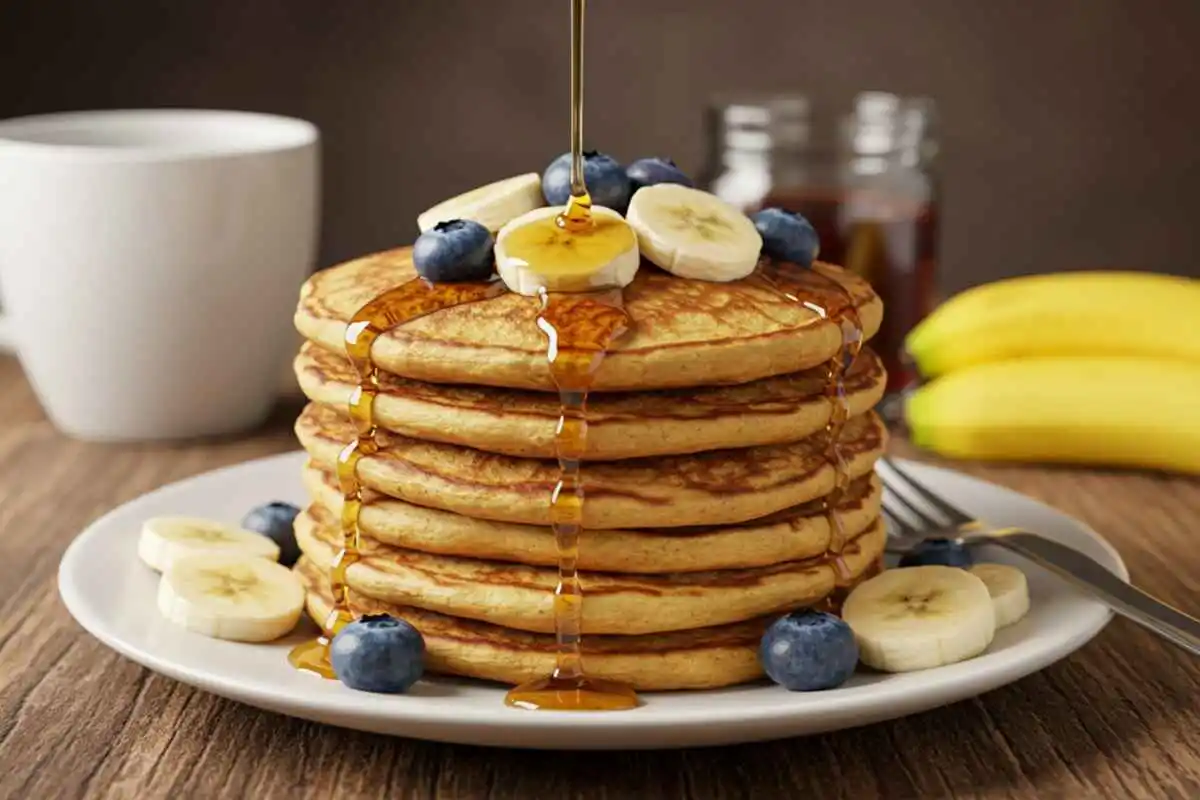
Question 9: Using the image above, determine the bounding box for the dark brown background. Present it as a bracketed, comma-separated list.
[2, 0, 1199, 294]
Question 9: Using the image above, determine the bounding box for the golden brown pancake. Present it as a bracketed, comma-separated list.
[297, 557, 766, 690]
[296, 555, 885, 690]
[302, 464, 882, 573]
[295, 513, 885, 635]
[295, 248, 883, 392]
[295, 342, 886, 459]
[296, 403, 887, 529]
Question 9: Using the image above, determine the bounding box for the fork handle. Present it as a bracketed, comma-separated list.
[984, 530, 1200, 656]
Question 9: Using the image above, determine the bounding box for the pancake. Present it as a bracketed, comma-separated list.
[296, 403, 887, 529]
[295, 342, 886, 459]
[302, 464, 882, 573]
[297, 557, 767, 690]
[295, 248, 883, 392]
[297, 556, 885, 690]
[295, 506, 886, 635]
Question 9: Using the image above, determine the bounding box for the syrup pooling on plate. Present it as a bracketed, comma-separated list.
[288, 278, 506, 678]
[755, 262, 864, 583]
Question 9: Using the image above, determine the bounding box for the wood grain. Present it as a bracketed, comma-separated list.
[0, 354, 1197, 799]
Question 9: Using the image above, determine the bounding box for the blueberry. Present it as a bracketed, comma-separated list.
[752, 207, 820, 267]
[898, 538, 974, 569]
[413, 219, 495, 283]
[626, 157, 693, 193]
[759, 610, 858, 691]
[241, 502, 301, 567]
[542, 151, 631, 211]
[330, 614, 426, 694]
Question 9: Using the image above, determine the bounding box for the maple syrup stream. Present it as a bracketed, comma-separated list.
[505, 0, 638, 711]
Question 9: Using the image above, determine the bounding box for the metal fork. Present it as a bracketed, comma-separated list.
[878, 456, 1200, 656]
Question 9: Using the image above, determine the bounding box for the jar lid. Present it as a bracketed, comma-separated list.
[706, 93, 816, 152]
[844, 92, 938, 165]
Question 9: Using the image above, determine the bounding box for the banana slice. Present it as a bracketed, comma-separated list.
[417, 173, 544, 233]
[494, 206, 640, 296]
[157, 554, 305, 642]
[842, 566, 996, 672]
[969, 563, 1031, 628]
[138, 516, 280, 573]
[625, 184, 762, 282]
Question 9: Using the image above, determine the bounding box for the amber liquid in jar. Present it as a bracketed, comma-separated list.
[702, 92, 940, 397]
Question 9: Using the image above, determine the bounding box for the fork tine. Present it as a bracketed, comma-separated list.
[879, 457, 975, 527]
[881, 505, 919, 538]
[882, 509, 920, 553]
[881, 490, 934, 531]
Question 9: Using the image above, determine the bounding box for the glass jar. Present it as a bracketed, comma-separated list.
[700, 92, 940, 400]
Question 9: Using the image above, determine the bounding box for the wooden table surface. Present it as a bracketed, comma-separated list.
[1, 355, 1198, 800]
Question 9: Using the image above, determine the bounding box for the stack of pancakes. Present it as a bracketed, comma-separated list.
[290, 248, 889, 690]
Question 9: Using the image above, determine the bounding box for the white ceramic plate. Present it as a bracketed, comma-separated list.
[58, 452, 1126, 750]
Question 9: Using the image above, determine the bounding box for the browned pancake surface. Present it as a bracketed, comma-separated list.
[296, 404, 887, 528]
[295, 342, 886, 458]
[295, 553, 885, 690]
[303, 463, 881, 572]
[295, 249, 883, 391]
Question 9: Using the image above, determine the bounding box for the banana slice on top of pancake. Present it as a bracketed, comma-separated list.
[417, 173, 544, 234]
[626, 184, 763, 282]
[495, 206, 640, 296]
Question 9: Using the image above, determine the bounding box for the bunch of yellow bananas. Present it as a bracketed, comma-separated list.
[904, 271, 1200, 474]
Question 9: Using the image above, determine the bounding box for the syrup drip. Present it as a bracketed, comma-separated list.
[504, 290, 639, 711]
[289, 277, 506, 678]
[502, 0, 637, 711]
[816, 555, 885, 615]
[755, 262, 864, 585]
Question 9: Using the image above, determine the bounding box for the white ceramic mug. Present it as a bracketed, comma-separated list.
[0, 109, 319, 440]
